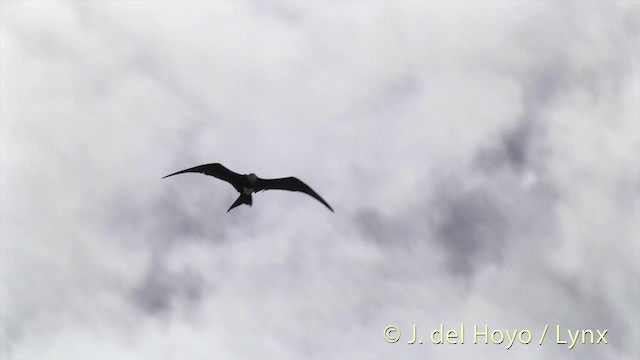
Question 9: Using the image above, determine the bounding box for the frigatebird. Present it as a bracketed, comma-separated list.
[162, 163, 334, 212]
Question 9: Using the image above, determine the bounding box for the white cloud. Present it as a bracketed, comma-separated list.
[1, 1, 638, 359]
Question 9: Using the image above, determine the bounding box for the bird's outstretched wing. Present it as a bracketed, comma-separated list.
[162, 163, 243, 192]
[255, 177, 334, 212]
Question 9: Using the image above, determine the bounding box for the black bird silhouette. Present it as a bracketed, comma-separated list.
[163, 163, 334, 212]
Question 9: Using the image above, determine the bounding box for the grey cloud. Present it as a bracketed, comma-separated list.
[433, 186, 510, 276]
[131, 254, 204, 316]
[1, 1, 638, 359]
[102, 186, 228, 247]
[354, 207, 416, 247]
[475, 121, 538, 174]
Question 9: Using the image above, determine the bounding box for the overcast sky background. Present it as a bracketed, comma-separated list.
[1, 1, 639, 359]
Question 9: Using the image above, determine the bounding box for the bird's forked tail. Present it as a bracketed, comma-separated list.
[228, 194, 252, 212]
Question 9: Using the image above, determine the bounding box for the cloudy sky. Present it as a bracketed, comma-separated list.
[1, 1, 639, 359]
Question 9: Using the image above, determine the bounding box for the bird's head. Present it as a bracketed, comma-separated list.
[247, 173, 258, 184]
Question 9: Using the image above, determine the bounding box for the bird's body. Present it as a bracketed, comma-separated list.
[162, 163, 333, 212]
